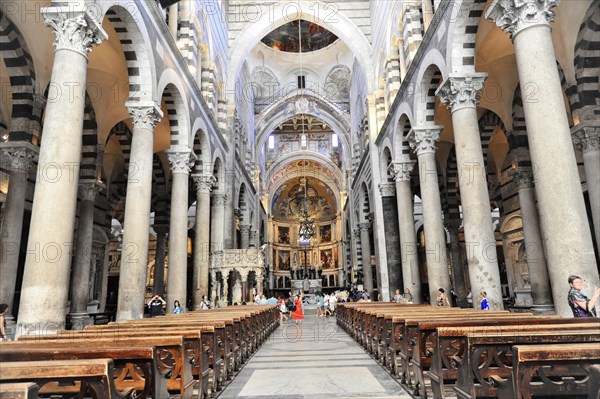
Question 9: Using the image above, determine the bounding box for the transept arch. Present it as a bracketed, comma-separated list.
[227, 2, 374, 94]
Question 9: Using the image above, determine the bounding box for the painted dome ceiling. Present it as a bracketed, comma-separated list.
[261, 20, 338, 53]
[271, 175, 337, 222]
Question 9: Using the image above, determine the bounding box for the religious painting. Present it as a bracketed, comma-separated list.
[320, 224, 332, 243]
[278, 250, 290, 270]
[321, 249, 333, 269]
[278, 226, 290, 244]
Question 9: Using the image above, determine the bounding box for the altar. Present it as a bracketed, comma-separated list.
[291, 278, 322, 294]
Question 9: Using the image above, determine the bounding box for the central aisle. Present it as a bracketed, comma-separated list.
[218, 307, 411, 398]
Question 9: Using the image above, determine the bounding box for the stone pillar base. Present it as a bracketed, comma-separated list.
[530, 304, 555, 315]
[68, 312, 93, 330]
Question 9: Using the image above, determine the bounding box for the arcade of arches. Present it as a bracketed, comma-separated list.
[0, 0, 599, 338]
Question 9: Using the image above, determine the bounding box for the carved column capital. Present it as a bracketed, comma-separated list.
[126, 102, 163, 130]
[211, 193, 228, 206]
[192, 174, 216, 194]
[353, 228, 361, 238]
[0, 142, 39, 173]
[571, 124, 600, 153]
[485, 0, 559, 39]
[166, 150, 194, 175]
[392, 160, 415, 182]
[42, 6, 107, 58]
[78, 181, 104, 201]
[358, 222, 372, 232]
[444, 220, 462, 234]
[437, 73, 487, 112]
[512, 168, 534, 189]
[239, 225, 251, 233]
[407, 126, 442, 156]
[378, 182, 396, 197]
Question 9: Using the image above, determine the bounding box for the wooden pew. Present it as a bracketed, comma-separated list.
[9, 336, 194, 398]
[430, 322, 600, 399]
[0, 359, 134, 399]
[0, 383, 38, 399]
[493, 343, 600, 399]
[453, 328, 600, 399]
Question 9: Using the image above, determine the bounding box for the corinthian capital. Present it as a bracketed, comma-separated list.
[378, 182, 396, 197]
[166, 150, 194, 175]
[358, 222, 372, 232]
[192, 174, 216, 194]
[485, 0, 559, 38]
[0, 142, 39, 173]
[42, 6, 107, 58]
[407, 126, 442, 156]
[437, 74, 487, 112]
[78, 181, 105, 201]
[211, 193, 228, 206]
[571, 124, 600, 154]
[126, 102, 163, 130]
[392, 160, 415, 182]
[512, 168, 534, 190]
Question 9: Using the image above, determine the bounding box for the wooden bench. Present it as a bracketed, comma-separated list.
[428, 323, 600, 399]
[0, 383, 38, 399]
[492, 343, 600, 399]
[453, 328, 600, 399]
[0, 359, 134, 399]
[9, 335, 194, 398]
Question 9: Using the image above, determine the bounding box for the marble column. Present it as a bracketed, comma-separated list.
[192, 174, 215, 308]
[166, 150, 192, 313]
[487, 0, 599, 316]
[153, 227, 168, 297]
[353, 227, 361, 286]
[69, 181, 104, 329]
[445, 220, 468, 307]
[512, 169, 554, 313]
[116, 103, 163, 321]
[572, 124, 600, 247]
[249, 228, 257, 248]
[17, 6, 106, 336]
[379, 182, 402, 295]
[210, 193, 227, 252]
[0, 143, 37, 337]
[358, 221, 374, 296]
[210, 270, 217, 301]
[392, 159, 422, 303]
[407, 127, 451, 304]
[437, 74, 503, 310]
[240, 225, 251, 249]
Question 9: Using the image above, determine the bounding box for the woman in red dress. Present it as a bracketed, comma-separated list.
[291, 294, 304, 325]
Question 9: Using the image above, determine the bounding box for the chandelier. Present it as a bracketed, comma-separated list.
[298, 186, 315, 242]
[296, 20, 314, 244]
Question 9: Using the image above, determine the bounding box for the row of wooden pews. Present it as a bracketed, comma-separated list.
[0, 305, 278, 398]
[336, 303, 600, 399]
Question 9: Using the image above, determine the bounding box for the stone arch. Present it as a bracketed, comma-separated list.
[158, 73, 191, 150]
[413, 52, 447, 126]
[227, 2, 374, 93]
[191, 125, 211, 175]
[445, 0, 487, 72]
[80, 92, 100, 182]
[212, 156, 224, 192]
[102, 4, 157, 102]
[380, 144, 395, 183]
[393, 111, 414, 159]
[0, 9, 37, 142]
[255, 91, 352, 169]
[574, 2, 600, 121]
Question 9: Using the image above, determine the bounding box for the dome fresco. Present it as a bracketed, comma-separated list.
[261, 20, 339, 52]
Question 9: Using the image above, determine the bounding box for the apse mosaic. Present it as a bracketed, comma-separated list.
[271, 175, 336, 222]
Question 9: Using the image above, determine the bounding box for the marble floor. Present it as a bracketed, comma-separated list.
[217, 308, 411, 399]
